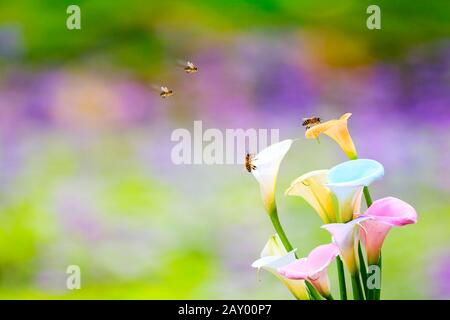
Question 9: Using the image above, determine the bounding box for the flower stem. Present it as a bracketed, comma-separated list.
[324, 293, 334, 300]
[269, 208, 320, 300]
[362, 186, 383, 300]
[350, 271, 365, 300]
[269, 208, 294, 252]
[305, 281, 323, 300]
[363, 186, 373, 207]
[375, 254, 382, 300]
[336, 256, 347, 300]
[358, 242, 369, 298]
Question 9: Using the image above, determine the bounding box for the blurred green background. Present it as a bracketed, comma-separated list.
[0, 0, 450, 299]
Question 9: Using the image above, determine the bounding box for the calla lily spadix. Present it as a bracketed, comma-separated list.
[285, 170, 337, 223]
[305, 113, 358, 159]
[252, 234, 310, 300]
[278, 243, 339, 299]
[322, 217, 371, 275]
[358, 197, 418, 265]
[327, 159, 384, 222]
[249, 139, 293, 214]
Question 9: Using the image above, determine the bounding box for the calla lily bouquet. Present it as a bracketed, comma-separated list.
[248, 113, 418, 300]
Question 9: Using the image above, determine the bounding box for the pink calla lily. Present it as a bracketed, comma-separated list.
[278, 244, 339, 299]
[358, 197, 418, 265]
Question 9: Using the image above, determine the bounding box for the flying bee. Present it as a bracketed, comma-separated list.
[184, 61, 198, 73]
[245, 153, 257, 173]
[159, 86, 173, 98]
[177, 60, 198, 73]
[302, 117, 321, 130]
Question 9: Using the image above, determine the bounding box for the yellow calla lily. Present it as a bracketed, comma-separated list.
[305, 113, 358, 160]
[285, 170, 337, 223]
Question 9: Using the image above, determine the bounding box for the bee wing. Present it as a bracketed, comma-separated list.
[161, 86, 168, 91]
[187, 61, 194, 68]
[150, 84, 163, 92]
[176, 59, 188, 67]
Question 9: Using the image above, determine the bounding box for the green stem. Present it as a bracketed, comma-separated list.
[362, 187, 383, 300]
[336, 256, 347, 300]
[358, 243, 369, 299]
[350, 271, 365, 300]
[375, 254, 382, 300]
[305, 281, 323, 300]
[363, 186, 373, 207]
[324, 293, 334, 300]
[269, 208, 294, 252]
[269, 207, 319, 300]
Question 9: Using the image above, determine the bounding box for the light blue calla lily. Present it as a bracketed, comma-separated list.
[327, 159, 384, 222]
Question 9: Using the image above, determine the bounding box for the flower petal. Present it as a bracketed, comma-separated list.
[359, 219, 392, 265]
[260, 234, 288, 257]
[251, 139, 293, 213]
[328, 159, 384, 187]
[359, 197, 417, 264]
[252, 251, 297, 273]
[278, 244, 339, 298]
[322, 217, 370, 274]
[306, 243, 340, 275]
[327, 159, 384, 222]
[278, 258, 309, 279]
[285, 170, 336, 223]
[305, 113, 357, 159]
[362, 196, 417, 226]
[252, 234, 309, 300]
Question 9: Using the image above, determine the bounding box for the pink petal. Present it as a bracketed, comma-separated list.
[359, 197, 417, 264]
[362, 197, 417, 226]
[278, 258, 309, 280]
[306, 243, 340, 274]
[278, 244, 339, 298]
[360, 219, 392, 265]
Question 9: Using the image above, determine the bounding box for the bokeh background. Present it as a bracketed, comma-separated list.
[0, 0, 449, 299]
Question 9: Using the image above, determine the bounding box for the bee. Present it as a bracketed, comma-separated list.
[245, 153, 257, 173]
[184, 61, 198, 73]
[159, 86, 173, 98]
[302, 117, 321, 130]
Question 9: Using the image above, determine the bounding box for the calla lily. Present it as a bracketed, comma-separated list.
[252, 234, 310, 300]
[285, 170, 337, 223]
[250, 139, 293, 214]
[358, 197, 418, 265]
[322, 217, 370, 275]
[327, 159, 384, 222]
[305, 113, 358, 159]
[278, 243, 339, 299]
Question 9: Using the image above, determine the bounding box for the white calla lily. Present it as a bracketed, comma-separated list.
[252, 234, 309, 300]
[250, 139, 293, 214]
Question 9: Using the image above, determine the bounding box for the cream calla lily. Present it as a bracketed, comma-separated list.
[305, 113, 358, 159]
[252, 234, 310, 300]
[321, 217, 371, 275]
[285, 170, 337, 223]
[251, 139, 293, 214]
